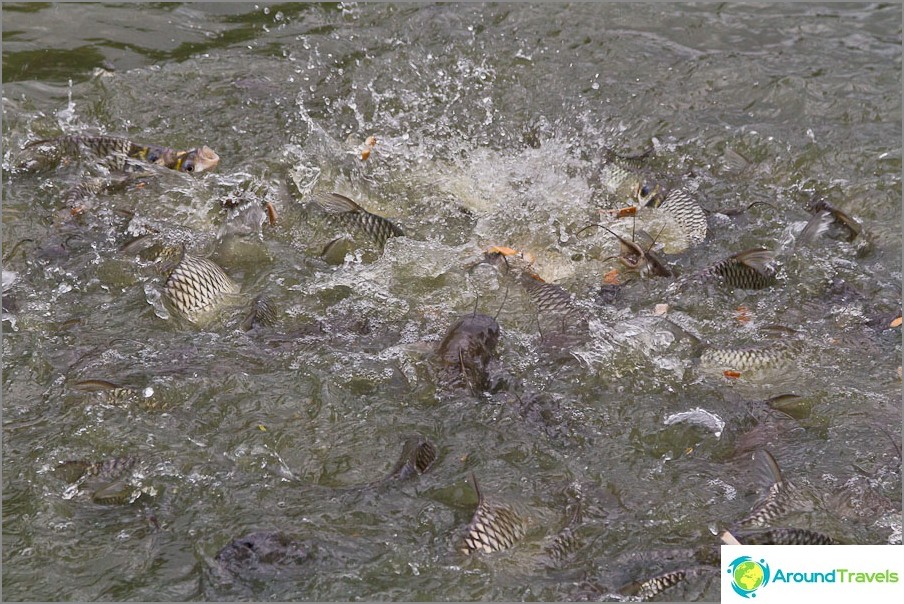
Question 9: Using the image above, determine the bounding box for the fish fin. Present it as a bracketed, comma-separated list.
[92, 479, 134, 505]
[470, 473, 482, 504]
[796, 210, 834, 247]
[722, 146, 751, 172]
[753, 449, 784, 490]
[733, 248, 775, 274]
[312, 192, 363, 214]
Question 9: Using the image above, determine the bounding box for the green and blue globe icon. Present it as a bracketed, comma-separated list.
[728, 556, 771, 598]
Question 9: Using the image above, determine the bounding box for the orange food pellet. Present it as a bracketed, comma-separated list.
[616, 206, 637, 218]
[723, 370, 742, 379]
[890, 316, 902, 328]
[603, 268, 621, 285]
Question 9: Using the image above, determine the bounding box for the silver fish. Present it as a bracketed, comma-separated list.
[696, 248, 778, 290]
[162, 248, 241, 323]
[518, 271, 579, 315]
[700, 339, 802, 372]
[312, 192, 404, 248]
[619, 567, 715, 600]
[461, 474, 527, 554]
[648, 187, 708, 246]
[542, 503, 582, 564]
[241, 295, 277, 331]
[736, 449, 814, 528]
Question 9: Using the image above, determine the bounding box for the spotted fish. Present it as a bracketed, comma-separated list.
[700, 338, 802, 372]
[732, 527, 838, 545]
[695, 248, 778, 290]
[311, 192, 404, 249]
[380, 434, 438, 482]
[18, 135, 219, 174]
[54, 455, 140, 505]
[619, 567, 716, 600]
[461, 474, 528, 554]
[161, 247, 241, 323]
[736, 449, 814, 528]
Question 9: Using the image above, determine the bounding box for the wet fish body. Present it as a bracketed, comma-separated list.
[519, 271, 579, 315]
[54, 455, 140, 504]
[241, 295, 278, 331]
[312, 192, 404, 248]
[732, 527, 837, 545]
[461, 474, 528, 554]
[700, 339, 802, 372]
[651, 187, 708, 246]
[808, 198, 861, 242]
[435, 313, 501, 393]
[381, 435, 437, 482]
[696, 248, 778, 290]
[736, 450, 813, 528]
[19, 135, 219, 174]
[619, 567, 715, 600]
[213, 531, 315, 580]
[162, 250, 241, 323]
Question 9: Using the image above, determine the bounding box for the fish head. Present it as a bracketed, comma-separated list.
[178, 146, 220, 173]
[632, 180, 667, 207]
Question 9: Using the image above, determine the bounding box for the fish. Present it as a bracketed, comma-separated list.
[18, 135, 219, 174]
[241, 295, 278, 331]
[694, 248, 778, 290]
[584, 223, 671, 278]
[795, 210, 835, 247]
[646, 187, 708, 246]
[54, 455, 140, 505]
[599, 147, 658, 201]
[62, 172, 154, 207]
[213, 531, 315, 580]
[735, 449, 814, 528]
[461, 474, 528, 554]
[518, 271, 580, 315]
[542, 503, 582, 564]
[699, 339, 802, 373]
[311, 192, 404, 249]
[807, 198, 862, 242]
[434, 313, 501, 394]
[380, 434, 438, 482]
[619, 567, 716, 600]
[161, 247, 241, 323]
[731, 527, 838, 545]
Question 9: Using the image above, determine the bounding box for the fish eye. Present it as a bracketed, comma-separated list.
[183, 162, 194, 172]
[639, 185, 650, 197]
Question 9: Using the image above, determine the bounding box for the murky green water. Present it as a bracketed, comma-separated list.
[2, 3, 901, 601]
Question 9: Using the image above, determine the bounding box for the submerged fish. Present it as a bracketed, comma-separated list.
[542, 503, 582, 564]
[241, 295, 278, 331]
[731, 527, 838, 545]
[735, 449, 814, 528]
[161, 247, 241, 323]
[213, 531, 315, 580]
[62, 172, 152, 207]
[54, 455, 140, 505]
[461, 474, 528, 554]
[380, 434, 438, 482]
[18, 135, 219, 174]
[434, 313, 501, 394]
[311, 192, 404, 249]
[695, 248, 778, 290]
[619, 567, 716, 600]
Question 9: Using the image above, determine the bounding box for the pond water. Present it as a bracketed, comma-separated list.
[2, 3, 901, 601]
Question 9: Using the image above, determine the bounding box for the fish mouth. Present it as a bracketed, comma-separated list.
[193, 146, 220, 172]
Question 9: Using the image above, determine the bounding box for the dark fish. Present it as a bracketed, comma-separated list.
[736, 449, 813, 528]
[70, 379, 124, 392]
[241, 295, 277, 331]
[542, 503, 582, 564]
[213, 531, 315, 580]
[19, 135, 219, 174]
[619, 567, 715, 600]
[700, 339, 802, 372]
[312, 192, 404, 248]
[54, 455, 140, 505]
[380, 434, 438, 482]
[435, 313, 501, 394]
[461, 474, 527, 554]
[696, 248, 778, 290]
[588, 224, 671, 278]
[732, 527, 838, 545]
[807, 198, 861, 242]
[646, 187, 708, 246]
[162, 248, 240, 323]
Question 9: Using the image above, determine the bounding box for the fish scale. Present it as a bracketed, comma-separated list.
[655, 188, 708, 246]
[735, 450, 814, 528]
[461, 475, 527, 554]
[519, 272, 578, 315]
[733, 527, 837, 545]
[619, 567, 716, 600]
[163, 252, 240, 322]
[697, 248, 777, 290]
[312, 192, 404, 248]
[700, 339, 802, 372]
[383, 435, 437, 482]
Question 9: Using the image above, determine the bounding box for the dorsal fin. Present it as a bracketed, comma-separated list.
[312, 192, 363, 214]
[733, 248, 775, 274]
